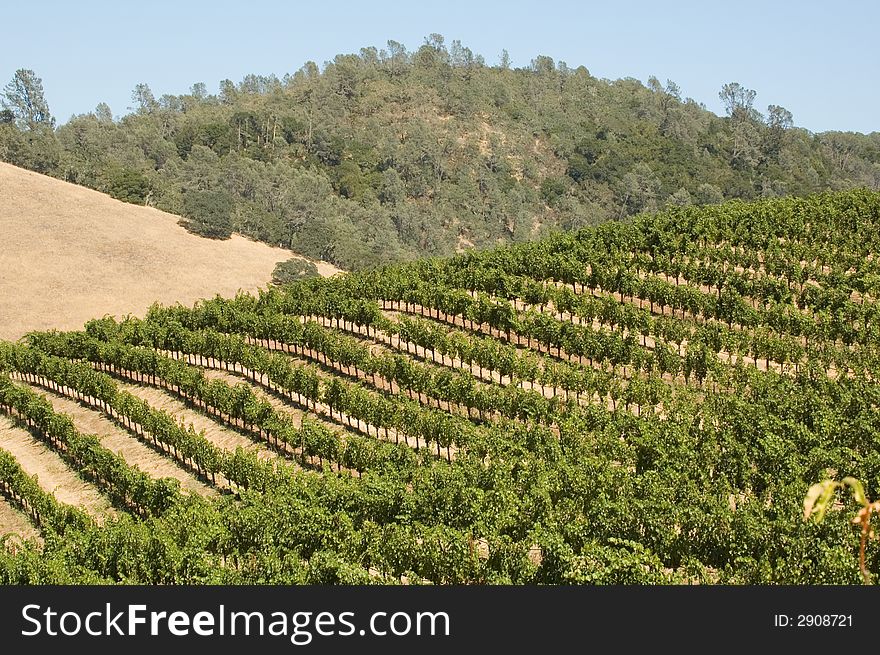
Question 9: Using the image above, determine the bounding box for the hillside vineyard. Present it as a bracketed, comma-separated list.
[1, 190, 879, 584]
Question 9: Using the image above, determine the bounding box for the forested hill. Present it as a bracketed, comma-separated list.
[1, 36, 878, 270]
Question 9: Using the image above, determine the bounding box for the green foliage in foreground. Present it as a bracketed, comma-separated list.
[0, 190, 879, 584]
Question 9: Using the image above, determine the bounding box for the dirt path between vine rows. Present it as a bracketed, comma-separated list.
[115, 381, 277, 462]
[0, 415, 117, 515]
[17, 386, 216, 498]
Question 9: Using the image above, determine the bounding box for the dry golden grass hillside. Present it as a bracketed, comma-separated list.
[0, 163, 340, 341]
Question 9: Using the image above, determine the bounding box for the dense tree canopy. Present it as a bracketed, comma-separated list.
[1, 38, 878, 269]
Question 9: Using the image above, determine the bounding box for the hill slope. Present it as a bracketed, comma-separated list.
[0, 162, 337, 341]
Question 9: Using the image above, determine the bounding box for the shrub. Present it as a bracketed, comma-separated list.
[271, 258, 320, 285]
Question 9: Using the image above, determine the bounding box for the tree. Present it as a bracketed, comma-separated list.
[2, 69, 54, 130]
[764, 105, 793, 160]
[719, 82, 756, 119]
[104, 166, 150, 203]
[274, 168, 334, 248]
[730, 119, 762, 168]
[218, 79, 237, 105]
[694, 183, 724, 206]
[1, 40, 879, 274]
[666, 187, 692, 207]
[450, 40, 476, 69]
[190, 82, 208, 100]
[648, 77, 682, 133]
[531, 55, 555, 75]
[719, 83, 761, 168]
[131, 83, 157, 114]
[384, 40, 408, 79]
[620, 163, 661, 214]
[95, 102, 113, 123]
[766, 104, 793, 131]
[424, 33, 447, 55]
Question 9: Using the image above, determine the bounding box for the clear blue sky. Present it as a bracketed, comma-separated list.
[2, 0, 877, 133]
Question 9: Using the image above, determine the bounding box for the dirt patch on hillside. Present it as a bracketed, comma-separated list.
[0, 162, 341, 341]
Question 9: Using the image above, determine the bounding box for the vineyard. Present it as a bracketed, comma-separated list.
[1, 189, 879, 584]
